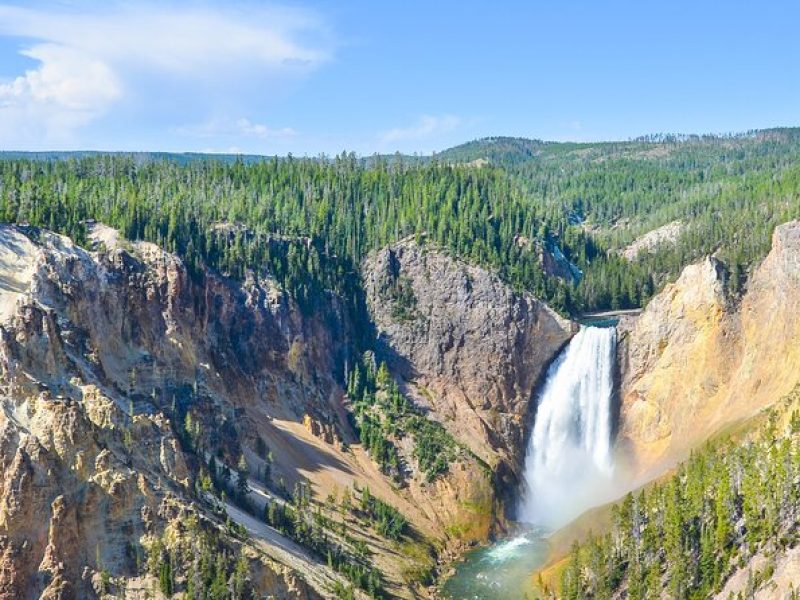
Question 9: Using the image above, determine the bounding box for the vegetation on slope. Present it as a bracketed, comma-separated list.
[144, 517, 254, 600]
[181, 393, 397, 598]
[5, 130, 800, 597]
[4, 128, 800, 319]
[348, 358, 458, 482]
[547, 386, 800, 599]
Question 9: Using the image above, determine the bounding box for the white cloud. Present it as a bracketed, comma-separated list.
[0, 42, 123, 145]
[0, 2, 332, 148]
[174, 117, 297, 140]
[2, 44, 121, 111]
[379, 114, 462, 146]
[233, 118, 296, 139]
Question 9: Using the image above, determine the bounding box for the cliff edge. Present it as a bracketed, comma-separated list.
[617, 220, 800, 475]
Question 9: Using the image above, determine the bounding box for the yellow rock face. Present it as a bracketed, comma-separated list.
[618, 221, 800, 478]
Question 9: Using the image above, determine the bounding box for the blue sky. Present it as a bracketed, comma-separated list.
[0, 0, 798, 154]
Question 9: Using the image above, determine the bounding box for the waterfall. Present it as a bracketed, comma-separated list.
[518, 325, 617, 528]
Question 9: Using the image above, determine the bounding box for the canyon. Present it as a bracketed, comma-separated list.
[0, 223, 575, 598]
[1, 216, 799, 598]
[617, 220, 800, 478]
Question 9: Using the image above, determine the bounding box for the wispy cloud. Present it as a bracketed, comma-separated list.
[379, 114, 462, 147]
[174, 117, 297, 140]
[0, 2, 332, 148]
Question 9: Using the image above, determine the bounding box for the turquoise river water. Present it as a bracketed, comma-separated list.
[440, 530, 549, 599]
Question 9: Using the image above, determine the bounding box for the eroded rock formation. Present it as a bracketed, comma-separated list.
[0, 225, 326, 598]
[0, 225, 571, 598]
[617, 221, 800, 475]
[361, 239, 574, 494]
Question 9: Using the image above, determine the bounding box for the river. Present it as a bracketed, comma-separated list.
[440, 530, 549, 600]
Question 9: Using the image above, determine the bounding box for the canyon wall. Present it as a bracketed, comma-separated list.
[0, 225, 570, 597]
[0, 225, 331, 598]
[362, 239, 575, 506]
[617, 220, 800, 475]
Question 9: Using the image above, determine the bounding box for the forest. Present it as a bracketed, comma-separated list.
[3, 131, 800, 599]
[554, 386, 800, 599]
[2, 127, 800, 322]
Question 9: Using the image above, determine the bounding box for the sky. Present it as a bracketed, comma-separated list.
[0, 0, 798, 155]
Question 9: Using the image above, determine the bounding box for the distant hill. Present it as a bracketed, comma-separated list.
[433, 136, 547, 165]
[6, 127, 800, 168]
[434, 127, 800, 167]
[0, 150, 275, 165]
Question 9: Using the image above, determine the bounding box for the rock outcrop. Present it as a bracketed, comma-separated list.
[0, 224, 336, 598]
[362, 239, 574, 510]
[620, 220, 684, 261]
[617, 221, 800, 475]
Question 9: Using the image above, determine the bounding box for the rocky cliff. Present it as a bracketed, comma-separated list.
[361, 239, 574, 511]
[617, 220, 800, 475]
[0, 225, 571, 598]
[0, 224, 346, 599]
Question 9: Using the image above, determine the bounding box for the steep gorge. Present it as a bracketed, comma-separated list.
[0, 224, 574, 599]
[519, 220, 800, 599]
[7, 216, 799, 599]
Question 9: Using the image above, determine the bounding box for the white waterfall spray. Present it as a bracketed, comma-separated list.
[518, 326, 617, 528]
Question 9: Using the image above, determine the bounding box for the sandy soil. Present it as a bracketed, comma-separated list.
[246, 384, 441, 543]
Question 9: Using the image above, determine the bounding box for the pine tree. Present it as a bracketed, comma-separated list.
[236, 455, 250, 499]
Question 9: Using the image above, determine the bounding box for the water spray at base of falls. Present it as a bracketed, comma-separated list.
[518, 325, 617, 528]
